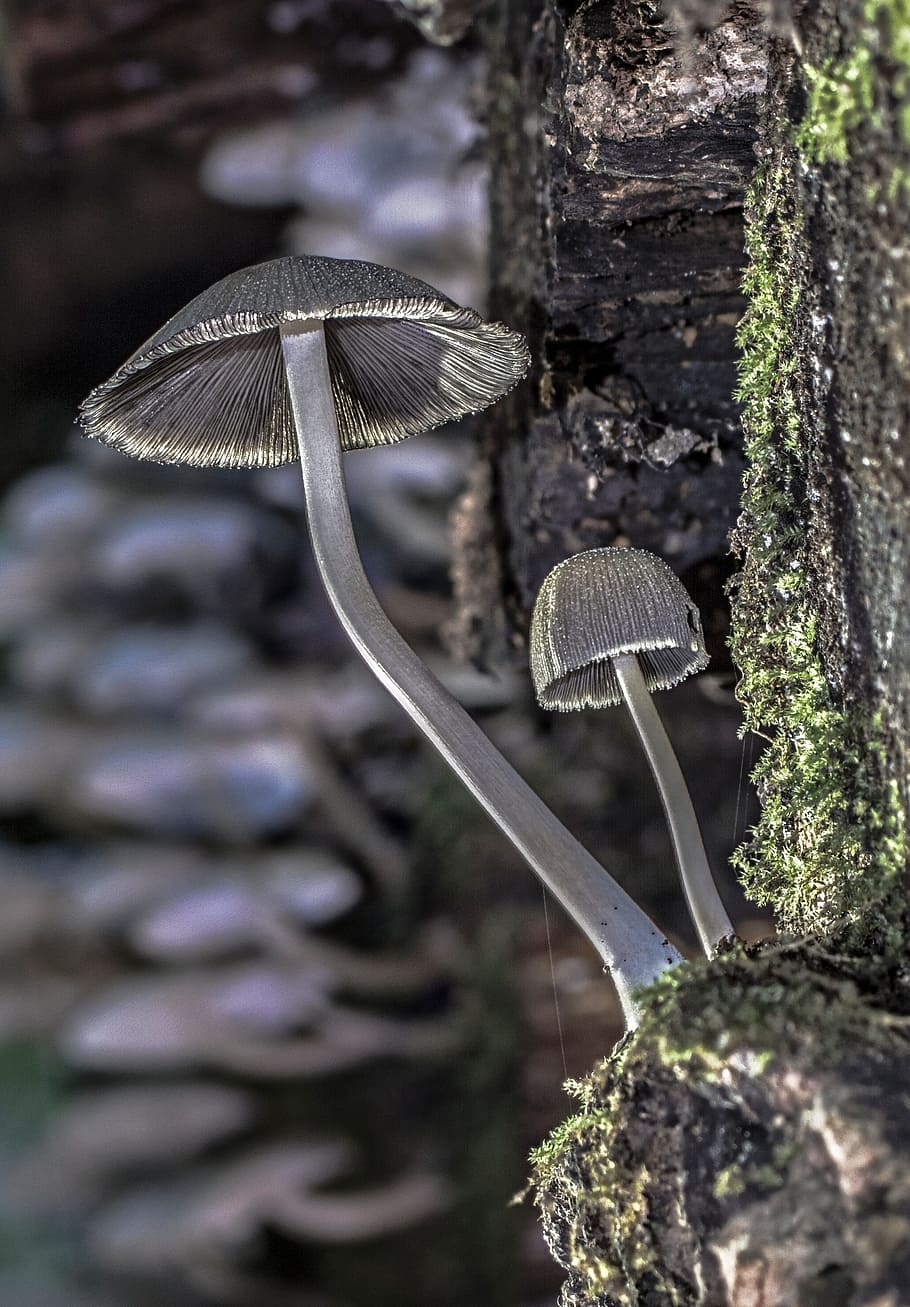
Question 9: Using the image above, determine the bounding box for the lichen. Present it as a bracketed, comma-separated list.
[728, 156, 907, 939]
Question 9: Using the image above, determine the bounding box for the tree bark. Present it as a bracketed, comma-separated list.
[450, 0, 766, 663]
[473, 0, 910, 1301]
[534, 939, 910, 1306]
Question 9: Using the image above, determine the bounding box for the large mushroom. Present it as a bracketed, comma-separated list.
[530, 547, 734, 955]
[79, 254, 682, 1024]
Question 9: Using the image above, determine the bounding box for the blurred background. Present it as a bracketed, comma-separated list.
[1, 3, 764, 1304]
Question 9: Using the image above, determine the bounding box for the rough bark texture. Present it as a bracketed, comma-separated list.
[534, 940, 910, 1307]
[453, 0, 767, 666]
[490, 0, 910, 1301]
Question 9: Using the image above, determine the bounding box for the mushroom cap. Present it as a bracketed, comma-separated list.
[530, 547, 708, 710]
[78, 255, 530, 468]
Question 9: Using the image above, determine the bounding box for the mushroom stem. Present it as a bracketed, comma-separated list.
[279, 321, 681, 1026]
[612, 653, 734, 954]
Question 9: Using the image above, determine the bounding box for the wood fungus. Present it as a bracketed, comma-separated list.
[531, 547, 734, 956]
[79, 254, 681, 1024]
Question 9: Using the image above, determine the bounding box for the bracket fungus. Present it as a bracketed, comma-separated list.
[88, 1138, 449, 1297]
[79, 254, 681, 1024]
[59, 963, 460, 1079]
[531, 547, 734, 956]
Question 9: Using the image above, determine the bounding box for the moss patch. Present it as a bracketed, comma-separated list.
[797, 36, 877, 165]
[530, 5, 910, 1301]
[728, 155, 906, 938]
[797, 0, 910, 195]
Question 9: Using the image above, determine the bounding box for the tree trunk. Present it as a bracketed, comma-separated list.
[450, 0, 765, 662]
[472, 0, 910, 1301]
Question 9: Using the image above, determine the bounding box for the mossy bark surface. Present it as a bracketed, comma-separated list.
[534, 940, 910, 1306]
[725, 0, 910, 943]
[494, 0, 910, 1300]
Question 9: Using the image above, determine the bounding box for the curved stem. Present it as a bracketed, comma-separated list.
[613, 653, 734, 954]
[279, 322, 682, 1026]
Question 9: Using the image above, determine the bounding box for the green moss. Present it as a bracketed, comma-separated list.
[529, 14, 910, 1302]
[714, 1135, 799, 1201]
[797, 0, 910, 194]
[729, 158, 907, 938]
[530, 941, 909, 1304]
[797, 43, 877, 165]
[723, 1161, 771, 1195]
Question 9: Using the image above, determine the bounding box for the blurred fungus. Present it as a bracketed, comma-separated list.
[76, 622, 255, 717]
[91, 496, 294, 612]
[0, 856, 56, 951]
[128, 864, 360, 961]
[8, 616, 103, 698]
[58, 965, 335, 1073]
[0, 462, 124, 546]
[65, 730, 316, 840]
[65, 843, 232, 934]
[60, 963, 460, 1078]
[262, 848, 364, 924]
[0, 704, 84, 809]
[15, 1083, 258, 1206]
[267, 1169, 451, 1243]
[87, 1139, 448, 1283]
[128, 867, 457, 997]
[0, 546, 84, 640]
[86, 1139, 353, 1280]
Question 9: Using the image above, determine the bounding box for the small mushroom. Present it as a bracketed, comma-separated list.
[0, 461, 123, 546]
[530, 547, 734, 955]
[269, 1169, 451, 1244]
[0, 704, 84, 811]
[128, 863, 452, 998]
[76, 622, 254, 718]
[79, 255, 681, 1023]
[92, 495, 293, 612]
[65, 842, 220, 933]
[58, 965, 334, 1074]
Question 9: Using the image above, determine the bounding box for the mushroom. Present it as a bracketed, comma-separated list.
[128, 866, 455, 998]
[15, 1083, 257, 1205]
[59, 962, 461, 1079]
[530, 547, 734, 955]
[78, 254, 682, 1023]
[87, 1138, 447, 1298]
[268, 1169, 451, 1244]
[86, 1139, 353, 1280]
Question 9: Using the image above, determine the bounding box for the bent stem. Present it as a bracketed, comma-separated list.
[279, 321, 682, 1026]
[613, 652, 734, 954]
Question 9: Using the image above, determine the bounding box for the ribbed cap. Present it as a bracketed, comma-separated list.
[78, 255, 530, 468]
[530, 548, 708, 710]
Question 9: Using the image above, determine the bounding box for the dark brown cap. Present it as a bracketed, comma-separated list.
[79, 256, 530, 468]
[530, 547, 708, 710]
